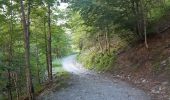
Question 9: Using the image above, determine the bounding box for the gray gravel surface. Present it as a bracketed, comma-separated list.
[38, 55, 151, 100]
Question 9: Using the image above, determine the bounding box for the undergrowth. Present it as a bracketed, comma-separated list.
[77, 50, 117, 72]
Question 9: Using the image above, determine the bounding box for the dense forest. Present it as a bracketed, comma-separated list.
[0, 0, 71, 99]
[70, 0, 170, 70]
[0, 0, 170, 100]
[69, 0, 170, 99]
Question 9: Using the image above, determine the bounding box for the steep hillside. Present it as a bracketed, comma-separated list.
[111, 30, 170, 100]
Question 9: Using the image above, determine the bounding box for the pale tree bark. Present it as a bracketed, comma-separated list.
[140, 0, 149, 48]
[98, 32, 103, 53]
[144, 16, 148, 48]
[44, 17, 50, 81]
[47, 3, 53, 81]
[20, 0, 34, 99]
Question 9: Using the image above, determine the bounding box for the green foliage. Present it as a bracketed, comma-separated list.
[95, 53, 117, 71]
[0, 0, 71, 99]
[69, 0, 170, 74]
[70, 0, 170, 43]
[51, 25, 72, 57]
[0, 0, 170, 99]
[77, 50, 117, 72]
[35, 84, 44, 94]
[52, 58, 62, 68]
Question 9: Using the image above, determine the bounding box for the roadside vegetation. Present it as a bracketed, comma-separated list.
[69, 0, 170, 72]
[0, 0, 170, 100]
[0, 0, 71, 100]
[69, 0, 170, 99]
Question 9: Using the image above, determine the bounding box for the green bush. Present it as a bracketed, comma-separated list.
[52, 58, 62, 68]
[77, 51, 117, 72]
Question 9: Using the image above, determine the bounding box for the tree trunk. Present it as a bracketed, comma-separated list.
[98, 33, 103, 53]
[7, 0, 14, 99]
[140, 0, 149, 48]
[105, 31, 107, 52]
[131, 0, 140, 38]
[20, 0, 34, 99]
[133, 0, 143, 39]
[144, 15, 148, 48]
[106, 26, 110, 54]
[47, 4, 53, 81]
[14, 73, 19, 100]
[7, 69, 12, 100]
[136, 1, 143, 39]
[44, 17, 50, 81]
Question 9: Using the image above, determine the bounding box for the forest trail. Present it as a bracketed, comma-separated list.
[38, 55, 151, 100]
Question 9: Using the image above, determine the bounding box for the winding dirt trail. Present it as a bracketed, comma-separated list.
[39, 55, 151, 100]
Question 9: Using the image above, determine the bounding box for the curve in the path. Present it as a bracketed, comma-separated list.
[39, 55, 151, 100]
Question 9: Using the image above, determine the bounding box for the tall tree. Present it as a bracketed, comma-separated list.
[20, 0, 34, 99]
[47, 1, 53, 82]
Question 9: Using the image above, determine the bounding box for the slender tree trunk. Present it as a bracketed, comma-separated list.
[133, 0, 143, 39]
[14, 73, 19, 100]
[136, 1, 143, 39]
[44, 17, 50, 81]
[131, 0, 140, 38]
[144, 16, 148, 48]
[98, 33, 103, 53]
[105, 31, 107, 52]
[18, 42, 22, 97]
[7, 69, 12, 100]
[7, 0, 14, 99]
[47, 4, 53, 81]
[20, 0, 34, 99]
[140, 0, 149, 48]
[106, 26, 110, 54]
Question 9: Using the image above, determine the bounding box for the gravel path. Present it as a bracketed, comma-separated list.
[38, 55, 151, 100]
